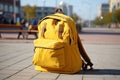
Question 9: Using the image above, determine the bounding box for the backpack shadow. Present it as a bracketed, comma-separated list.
[77, 69, 120, 75]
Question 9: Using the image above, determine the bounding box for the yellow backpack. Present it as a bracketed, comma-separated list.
[32, 13, 83, 73]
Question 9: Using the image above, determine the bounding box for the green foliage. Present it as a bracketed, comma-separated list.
[72, 13, 80, 23]
[0, 8, 2, 11]
[102, 12, 112, 24]
[93, 17, 104, 25]
[23, 4, 36, 20]
[114, 9, 120, 23]
[93, 9, 120, 25]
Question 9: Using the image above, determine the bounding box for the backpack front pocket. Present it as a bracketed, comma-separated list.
[32, 39, 65, 69]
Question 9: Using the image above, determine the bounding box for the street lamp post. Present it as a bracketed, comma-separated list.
[56, 0, 58, 7]
[42, 0, 45, 18]
[13, 0, 16, 24]
[112, 6, 115, 24]
[82, 1, 91, 27]
[111, 5, 115, 28]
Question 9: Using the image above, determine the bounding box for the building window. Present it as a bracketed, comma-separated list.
[15, 6, 19, 13]
[9, 5, 13, 12]
[0, 3, 4, 10]
[5, 5, 8, 11]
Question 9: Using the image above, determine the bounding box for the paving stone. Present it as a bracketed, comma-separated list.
[0, 30, 120, 80]
[5, 75, 31, 80]
[57, 74, 82, 80]
[83, 77, 104, 80]
[0, 74, 10, 80]
[104, 77, 120, 80]
[31, 72, 59, 80]
[0, 69, 18, 75]
[30, 78, 55, 80]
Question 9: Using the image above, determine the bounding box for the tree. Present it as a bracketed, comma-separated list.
[114, 9, 120, 23]
[29, 5, 37, 19]
[72, 13, 80, 23]
[93, 9, 120, 28]
[0, 8, 3, 15]
[22, 4, 36, 20]
[102, 9, 120, 24]
[102, 12, 112, 24]
[93, 17, 104, 25]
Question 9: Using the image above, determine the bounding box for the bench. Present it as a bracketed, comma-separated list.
[26, 25, 38, 39]
[0, 24, 38, 39]
[0, 24, 25, 39]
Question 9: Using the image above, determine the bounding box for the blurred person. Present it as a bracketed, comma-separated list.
[31, 18, 38, 25]
[20, 18, 28, 30]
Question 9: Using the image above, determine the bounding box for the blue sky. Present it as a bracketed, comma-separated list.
[21, 0, 109, 20]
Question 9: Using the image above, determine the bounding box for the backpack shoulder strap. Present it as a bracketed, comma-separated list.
[38, 14, 65, 39]
[41, 23, 47, 38]
[58, 21, 64, 39]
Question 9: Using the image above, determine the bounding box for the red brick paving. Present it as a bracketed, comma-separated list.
[79, 34, 120, 44]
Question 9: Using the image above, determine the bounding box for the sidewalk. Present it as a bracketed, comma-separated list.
[0, 28, 120, 80]
[0, 42, 120, 80]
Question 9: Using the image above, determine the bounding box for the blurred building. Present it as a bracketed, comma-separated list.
[59, 1, 73, 17]
[21, 6, 55, 20]
[109, 0, 120, 12]
[36, 7, 55, 19]
[98, 4, 109, 17]
[0, 0, 21, 23]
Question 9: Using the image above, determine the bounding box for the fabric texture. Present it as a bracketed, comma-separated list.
[32, 13, 82, 73]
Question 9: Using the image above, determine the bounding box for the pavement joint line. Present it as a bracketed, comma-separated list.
[55, 74, 61, 80]
[0, 49, 33, 63]
[0, 46, 32, 57]
[0, 56, 32, 70]
[82, 75, 83, 80]
[29, 72, 41, 80]
[2, 64, 32, 80]
[0, 52, 27, 63]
